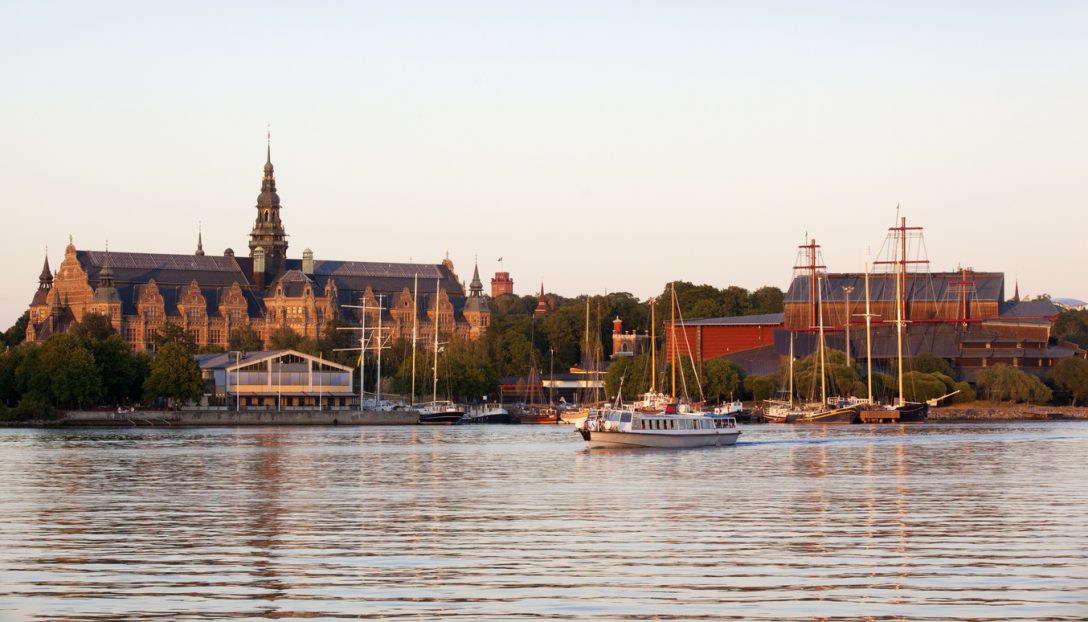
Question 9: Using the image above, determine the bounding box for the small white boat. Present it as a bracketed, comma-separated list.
[578, 408, 741, 449]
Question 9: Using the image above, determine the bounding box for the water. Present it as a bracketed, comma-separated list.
[0, 422, 1085, 621]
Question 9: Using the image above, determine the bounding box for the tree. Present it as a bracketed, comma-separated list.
[749, 286, 784, 315]
[151, 323, 196, 354]
[744, 374, 778, 401]
[143, 343, 203, 407]
[896, 353, 955, 379]
[703, 358, 745, 402]
[268, 326, 302, 350]
[605, 354, 653, 400]
[89, 334, 146, 405]
[1049, 357, 1088, 406]
[1052, 310, 1088, 349]
[3, 311, 30, 348]
[228, 325, 263, 352]
[792, 348, 862, 399]
[72, 313, 117, 342]
[901, 371, 954, 403]
[976, 364, 1053, 404]
[35, 334, 103, 408]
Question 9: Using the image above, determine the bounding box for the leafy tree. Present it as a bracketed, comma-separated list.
[976, 364, 1053, 404]
[0, 345, 28, 406]
[151, 323, 197, 354]
[228, 325, 263, 352]
[605, 354, 653, 400]
[792, 348, 862, 399]
[1052, 309, 1088, 349]
[750, 286, 784, 315]
[2, 311, 29, 348]
[1049, 357, 1088, 406]
[36, 334, 103, 408]
[198, 344, 226, 354]
[439, 337, 497, 402]
[89, 334, 146, 405]
[901, 371, 954, 403]
[72, 313, 117, 342]
[703, 358, 745, 402]
[950, 381, 976, 404]
[897, 353, 955, 379]
[721, 286, 752, 317]
[744, 374, 778, 401]
[268, 326, 302, 350]
[143, 343, 203, 407]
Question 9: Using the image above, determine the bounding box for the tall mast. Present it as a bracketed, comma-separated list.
[584, 298, 590, 402]
[375, 294, 383, 405]
[864, 249, 874, 404]
[670, 283, 677, 400]
[896, 222, 905, 407]
[360, 301, 367, 409]
[650, 297, 656, 393]
[788, 332, 794, 407]
[817, 275, 826, 404]
[411, 274, 418, 406]
[433, 278, 440, 404]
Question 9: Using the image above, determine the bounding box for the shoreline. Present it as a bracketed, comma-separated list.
[928, 403, 1088, 422]
[2, 409, 420, 428]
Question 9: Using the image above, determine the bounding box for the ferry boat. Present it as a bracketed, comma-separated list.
[578, 405, 741, 449]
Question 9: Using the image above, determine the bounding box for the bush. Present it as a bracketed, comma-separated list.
[976, 364, 1053, 404]
[949, 381, 976, 404]
[7, 396, 57, 421]
[901, 371, 954, 403]
[1048, 357, 1088, 406]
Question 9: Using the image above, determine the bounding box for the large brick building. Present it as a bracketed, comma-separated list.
[26, 143, 491, 351]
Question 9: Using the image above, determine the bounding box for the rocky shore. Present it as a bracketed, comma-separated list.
[930, 403, 1088, 421]
[5, 409, 420, 427]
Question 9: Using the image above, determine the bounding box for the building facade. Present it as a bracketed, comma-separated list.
[27, 145, 491, 351]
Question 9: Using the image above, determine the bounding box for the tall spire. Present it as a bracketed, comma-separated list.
[249, 129, 288, 284]
[1013, 279, 1020, 302]
[195, 224, 205, 256]
[469, 259, 483, 295]
[38, 251, 53, 289]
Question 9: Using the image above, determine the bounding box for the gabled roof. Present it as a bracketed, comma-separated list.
[195, 349, 354, 372]
[670, 313, 784, 327]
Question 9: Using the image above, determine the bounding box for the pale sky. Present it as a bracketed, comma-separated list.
[2, 1, 1086, 327]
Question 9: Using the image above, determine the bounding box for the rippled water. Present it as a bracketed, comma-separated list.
[0, 422, 1086, 621]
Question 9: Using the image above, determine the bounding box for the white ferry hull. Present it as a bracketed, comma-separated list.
[581, 429, 740, 449]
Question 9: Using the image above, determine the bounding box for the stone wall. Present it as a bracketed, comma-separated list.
[931, 403, 1088, 421]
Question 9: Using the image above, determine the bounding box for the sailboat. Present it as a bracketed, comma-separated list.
[418, 278, 465, 424]
[560, 298, 605, 425]
[792, 274, 860, 424]
[858, 217, 930, 423]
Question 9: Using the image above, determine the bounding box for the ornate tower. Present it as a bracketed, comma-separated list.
[463, 260, 491, 338]
[248, 134, 288, 286]
[533, 282, 549, 319]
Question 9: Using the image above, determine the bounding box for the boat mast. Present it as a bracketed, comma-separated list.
[895, 219, 905, 407]
[411, 274, 418, 406]
[817, 275, 826, 404]
[584, 298, 590, 403]
[864, 249, 874, 404]
[650, 296, 656, 394]
[433, 278, 440, 405]
[360, 301, 367, 409]
[375, 294, 383, 405]
[670, 283, 676, 401]
[788, 332, 795, 407]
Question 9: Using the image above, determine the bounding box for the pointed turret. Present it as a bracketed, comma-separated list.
[38, 253, 52, 290]
[462, 258, 491, 336]
[195, 227, 205, 256]
[1013, 279, 1020, 302]
[469, 262, 483, 295]
[248, 130, 288, 287]
[94, 244, 120, 302]
[533, 282, 549, 318]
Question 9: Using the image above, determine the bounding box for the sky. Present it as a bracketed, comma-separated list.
[2, 1, 1086, 326]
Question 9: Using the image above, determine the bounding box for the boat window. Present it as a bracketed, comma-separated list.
[620, 413, 631, 423]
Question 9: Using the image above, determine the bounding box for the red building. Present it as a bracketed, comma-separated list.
[491, 272, 514, 298]
[665, 313, 783, 362]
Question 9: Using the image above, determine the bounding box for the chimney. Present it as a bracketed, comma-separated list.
[613, 316, 623, 335]
[302, 248, 314, 274]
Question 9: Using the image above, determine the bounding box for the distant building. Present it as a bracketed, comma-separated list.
[533, 283, 549, 319]
[197, 349, 356, 410]
[611, 317, 649, 358]
[26, 141, 490, 351]
[491, 271, 514, 298]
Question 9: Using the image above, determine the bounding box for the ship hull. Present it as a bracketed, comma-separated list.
[578, 429, 741, 449]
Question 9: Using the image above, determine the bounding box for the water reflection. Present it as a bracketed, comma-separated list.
[0, 423, 1085, 620]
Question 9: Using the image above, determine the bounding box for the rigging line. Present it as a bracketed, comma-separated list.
[674, 293, 703, 402]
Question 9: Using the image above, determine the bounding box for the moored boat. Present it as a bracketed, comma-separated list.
[417, 401, 465, 425]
